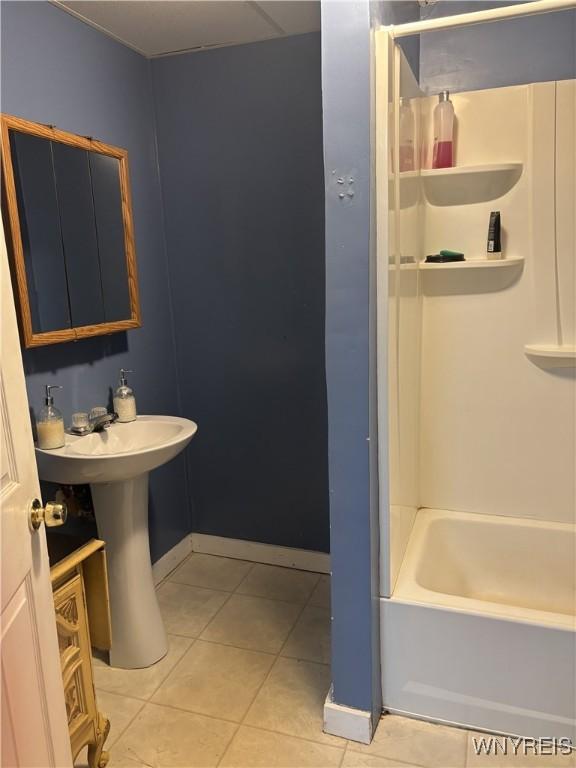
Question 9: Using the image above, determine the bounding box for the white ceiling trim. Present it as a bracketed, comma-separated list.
[51, 1, 149, 56]
[247, 1, 287, 35]
[148, 32, 281, 58]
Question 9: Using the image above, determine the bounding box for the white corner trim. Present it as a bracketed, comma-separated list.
[324, 685, 375, 744]
[152, 535, 193, 585]
[190, 533, 331, 574]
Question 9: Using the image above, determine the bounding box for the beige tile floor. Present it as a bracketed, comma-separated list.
[78, 553, 574, 768]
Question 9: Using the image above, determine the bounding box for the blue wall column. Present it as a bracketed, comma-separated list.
[321, 0, 382, 720]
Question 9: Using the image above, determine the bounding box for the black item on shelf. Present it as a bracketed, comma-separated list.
[487, 211, 502, 256]
[425, 253, 465, 263]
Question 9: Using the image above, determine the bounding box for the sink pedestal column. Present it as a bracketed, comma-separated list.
[91, 473, 168, 669]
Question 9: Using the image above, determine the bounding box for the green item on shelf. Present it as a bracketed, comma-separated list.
[439, 249, 465, 258]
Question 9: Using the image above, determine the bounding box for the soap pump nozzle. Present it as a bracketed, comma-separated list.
[119, 368, 133, 387]
[44, 384, 62, 406]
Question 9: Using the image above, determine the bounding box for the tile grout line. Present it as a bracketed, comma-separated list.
[218, 722, 351, 764]
[102, 558, 332, 765]
[343, 735, 431, 768]
[164, 634, 278, 657]
[194, 574, 324, 651]
[180, 570, 248, 640]
[170, 569, 331, 762]
[96, 553, 220, 760]
[159, 554, 257, 651]
[168, 555, 257, 593]
[97, 693, 146, 753]
[345, 719, 470, 768]
[307, 573, 324, 602]
[276, 570, 322, 659]
[167, 557, 325, 649]
[160, 562, 322, 666]
[157, 559, 318, 767]
[215, 592, 310, 766]
[231, 560, 258, 594]
[217, 569, 328, 766]
[127, 695, 249, 726]
[94, 635, 196, 704]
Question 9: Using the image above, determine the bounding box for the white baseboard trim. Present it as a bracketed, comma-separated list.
[152, 533, 330, 584]
[152, 536, 193, 585]
[190, 533, 330, 574]
[324, 685, 375, 744]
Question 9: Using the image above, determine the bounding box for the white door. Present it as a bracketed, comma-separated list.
[1, 220, 72, 767]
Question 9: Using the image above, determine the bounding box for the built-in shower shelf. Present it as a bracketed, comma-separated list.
[419, 256, 524, 271]
[388, 262, 418, 271]
[392, 163, 522, 179]
[524, 344, 576, 367]
[419, 162, 523, 178]
[418, 162, 523, 205]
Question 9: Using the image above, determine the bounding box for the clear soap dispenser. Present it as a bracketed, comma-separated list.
[399, 98, 415, 172]
[113, 369, 137, 423]
[37, 385, 65, 449]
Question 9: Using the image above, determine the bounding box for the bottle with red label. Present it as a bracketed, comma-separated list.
[432, 90, 455, 169]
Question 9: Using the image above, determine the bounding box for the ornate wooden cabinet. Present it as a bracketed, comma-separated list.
[49, 537, 112, 768]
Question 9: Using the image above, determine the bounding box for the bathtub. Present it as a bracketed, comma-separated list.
[380, 508, 576, 740]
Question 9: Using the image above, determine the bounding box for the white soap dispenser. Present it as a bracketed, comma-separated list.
[113, 369, 137, 423]
[37, 384, 65, 449]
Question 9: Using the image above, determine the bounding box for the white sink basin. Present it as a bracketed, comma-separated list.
[35, 415, 198, 670]
[36, 415, 197, 484]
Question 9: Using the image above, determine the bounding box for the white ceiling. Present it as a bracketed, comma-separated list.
[54, 1, 321, 57]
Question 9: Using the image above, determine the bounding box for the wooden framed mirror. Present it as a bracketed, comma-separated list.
[1, 114, 141, 347]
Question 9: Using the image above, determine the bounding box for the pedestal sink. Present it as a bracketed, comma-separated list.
[35, 415, 197, 669]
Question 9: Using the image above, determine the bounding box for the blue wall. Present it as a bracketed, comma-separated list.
[379, 0, 421, 80]
[419, 1, 576, 93]
[151, 34, 329, 552]
[2, 4, 328, 557]
[1, 1, 188, 562]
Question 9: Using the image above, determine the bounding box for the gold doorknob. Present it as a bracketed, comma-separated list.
[30, 498, 68, 531]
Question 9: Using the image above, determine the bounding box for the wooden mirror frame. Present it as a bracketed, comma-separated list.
[1, 114, 141, 348]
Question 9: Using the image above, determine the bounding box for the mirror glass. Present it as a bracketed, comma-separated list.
[10, 131, 72, 333]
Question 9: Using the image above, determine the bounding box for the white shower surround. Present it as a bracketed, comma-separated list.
[376, 4, 576, 741]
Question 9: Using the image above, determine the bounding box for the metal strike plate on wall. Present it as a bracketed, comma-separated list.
[330, 169, 357, 205]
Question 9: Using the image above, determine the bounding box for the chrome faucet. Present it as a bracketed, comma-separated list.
[89, 411, 118, 432]
[69, 407, 119, 435]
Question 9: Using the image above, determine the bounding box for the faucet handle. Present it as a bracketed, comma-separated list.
[90, 406, 108, 419]
[71, 412, 90, 431]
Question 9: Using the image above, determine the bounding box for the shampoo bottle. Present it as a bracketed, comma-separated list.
[432, 90, 455, 169]
[37, 385, 65, 449]
[113, 369, 137, 423]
